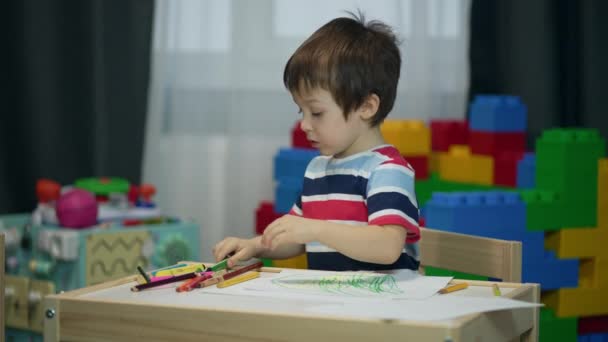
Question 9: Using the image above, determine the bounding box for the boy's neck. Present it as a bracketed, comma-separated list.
[335, 126, 386, 159]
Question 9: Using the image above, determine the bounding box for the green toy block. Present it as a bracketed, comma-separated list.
[423, 266, 488, 281]
[519, 190, 566, 231]
[539, 308, 577, 342]
[536, 129, 606, 202]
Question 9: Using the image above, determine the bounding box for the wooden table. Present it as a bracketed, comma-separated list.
[43, 266, 539, 342]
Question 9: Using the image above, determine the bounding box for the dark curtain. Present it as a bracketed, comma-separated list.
[469, 0, 608, 147]
[0, 1, 154, 213]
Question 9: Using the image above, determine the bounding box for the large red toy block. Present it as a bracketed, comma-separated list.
[255, 201, 282, 235]
[404, 155, 429, 180]
[579, 316, 608, 335]
[291, 121, 315, 149]
[430, 119, 469, 152]
[469, 130, 526, 157]
[494, 151, 525, 187]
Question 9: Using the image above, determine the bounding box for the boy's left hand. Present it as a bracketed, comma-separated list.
[261, 215, 318, 249]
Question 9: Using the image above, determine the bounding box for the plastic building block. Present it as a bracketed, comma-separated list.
[438, 145, 494, 185]
[469, 130, 526, 157]
[381, 119, 431, 155]
[539, 308, 578, 342]
[494, 151, 525, 187]
[520, 190, 565, 231]
[544, 286, 608, 317]
[536, 129, 606, 227]
[423, 266, 488, 281]
[255, 201, 282, 235]
[517, 153, 536, 189]
[579, 316, 608, 335]
[273, 148, 319, 181]
[545, 226, 608, 259]
[469, 95, 527, 132]
[599, 159, 608, 228]
[404, 155, 429, 180]
[291, 121, 315, 149]
[272, 253, 308, 269]
[275, 177, 303, 214]
[578, 333, 608, 342]
[430, 119, 469, 152]
[523, 250, 579, 290]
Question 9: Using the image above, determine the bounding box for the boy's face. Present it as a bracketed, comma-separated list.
[292, 87, 370, 158]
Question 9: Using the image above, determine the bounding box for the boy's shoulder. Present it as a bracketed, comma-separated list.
[306, 145, 412, 174]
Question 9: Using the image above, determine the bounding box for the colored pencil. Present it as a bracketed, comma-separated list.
[131, 272, 197, 292]
[439, 282, 469, 294]
[222, 261, 264, 281]
[217, 271, 260, 288]
[136, 265, 151, 283]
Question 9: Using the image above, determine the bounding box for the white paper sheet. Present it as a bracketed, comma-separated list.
[202, 268, 451, 300]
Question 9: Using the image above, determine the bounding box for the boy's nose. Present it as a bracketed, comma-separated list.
[300, 118, 312, 132]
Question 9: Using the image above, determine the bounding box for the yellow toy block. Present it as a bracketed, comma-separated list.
[430, 152, 445, 173]
[471, 154, 494, 185]
[545, 226, 608, 259]
[578, 257, 608, 288]
[599, 159, 608, 228]
[439, 145, 473, 183]
[438, 145, 494, 185]
[381, 119, 431, 155]
[272, 253, 308, 269]
[544, 284, 608, 317]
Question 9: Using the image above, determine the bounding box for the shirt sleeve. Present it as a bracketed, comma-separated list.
[288, 192, 303, 216]
[366, 159, 420, 243]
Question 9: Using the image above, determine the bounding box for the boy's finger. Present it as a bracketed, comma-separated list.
[228, 249, 249, 268]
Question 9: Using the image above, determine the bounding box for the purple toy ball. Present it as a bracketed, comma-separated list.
[56, 189, 98, 229]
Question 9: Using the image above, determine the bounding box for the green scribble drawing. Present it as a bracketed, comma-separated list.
[271, 273, 403, 296]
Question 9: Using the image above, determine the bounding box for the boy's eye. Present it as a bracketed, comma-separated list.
[312, 112, 322, 117]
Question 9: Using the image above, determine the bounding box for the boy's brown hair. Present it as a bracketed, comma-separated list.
[283, 12, 401, 127]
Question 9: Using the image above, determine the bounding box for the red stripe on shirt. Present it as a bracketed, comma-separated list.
[302, 200, 368, 222]
[369, 214, 421, 243]
[374, 146, 414, 172]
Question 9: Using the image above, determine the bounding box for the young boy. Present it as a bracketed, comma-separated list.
[213, 13, 420, 271]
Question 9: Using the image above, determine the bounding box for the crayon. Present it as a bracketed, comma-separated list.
[177, 273, 212, 292]
[221, 261, 264, 282]
[492, 283, 502, 296]
[217, 271, 260, 288]
[131, 272, 197, 292]
[438, 282, 469, 294]
[155, 263, 205, 277]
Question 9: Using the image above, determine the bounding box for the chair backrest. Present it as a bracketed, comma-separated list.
[418, 227, 522, 283]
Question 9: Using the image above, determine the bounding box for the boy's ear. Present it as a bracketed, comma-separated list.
[358, 93, 380, 120]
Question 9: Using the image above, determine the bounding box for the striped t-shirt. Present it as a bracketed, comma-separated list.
[289, 145, 421, 271]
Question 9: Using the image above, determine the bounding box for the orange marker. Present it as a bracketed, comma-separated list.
[438, 282, 469, 294]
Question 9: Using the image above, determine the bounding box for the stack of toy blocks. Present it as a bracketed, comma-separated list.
[381, 119, 431, 180]
[429, 119, 469, 173]
[253, 121, 318, 269]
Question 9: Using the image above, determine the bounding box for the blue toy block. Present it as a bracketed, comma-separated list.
[275, 177, 303, 214]
[425, 191, 526, 240]
[273, 148, 319, 181]
[425, 191, 580, 290]
[579, 333, 608, 342]
[523, 250, 579, 290]
[469, 95, 527, 132]
[517, 152, 536, 189]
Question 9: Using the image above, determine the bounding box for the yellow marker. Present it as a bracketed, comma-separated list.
[155, 264, 205, 277]
[216, 271, 260, 288]
[492, 283, 502, 296]
[439, 282, 469, 294]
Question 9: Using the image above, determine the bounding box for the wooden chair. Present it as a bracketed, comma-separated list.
[419, 227, 522, 283]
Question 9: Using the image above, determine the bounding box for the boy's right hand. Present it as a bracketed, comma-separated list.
[212, 237, 261, 268]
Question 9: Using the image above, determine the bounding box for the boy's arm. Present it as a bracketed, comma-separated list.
[314, 221, 407, 264]
[253, 235, 306, 259]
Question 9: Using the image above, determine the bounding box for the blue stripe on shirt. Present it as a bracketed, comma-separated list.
[367, 192, 419, 222]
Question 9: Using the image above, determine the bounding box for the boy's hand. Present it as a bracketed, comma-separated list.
[212, 237, 260, 268]
[261, 215, 319, 250]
